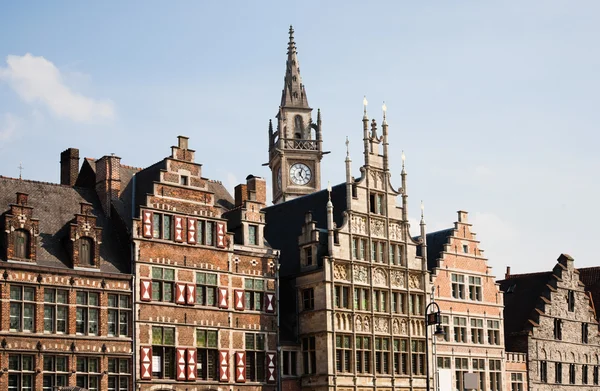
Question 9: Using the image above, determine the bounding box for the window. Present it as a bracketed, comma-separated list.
[454, 317, 467, 343]
[487, 320, 500, 345]
[44, 288, 68, 333]
[282, 351, 297, 376]
[335, 285, 350, 309]
[510, 373, 523, 391]
[375, 337, 390, 374]
[373, 290, 388, 312]
[43, 356, 68, 391]
[451, 274, 465, 299]
[354, 287, 369, 311]
[107, 358, 130, 391]
[409, 293, 423, 315]
[152, 326, 175, 379]
[244, 278, 264, 311]
[356, 336, 371, 374]
[152, 213, 172, 240]
[245, 333, 266, 382]
[490, 359, 502, 391]
[594, 365, 599, 385]
[468, 276, 482, 301]
[302, 288, 314, 310]
[411, 340, 425, 376]
[583, 365, 589, 384]
[568, 290, 575, 312]
[302, 336, 316, 374]
[10, 285, 35, 332]
[152, 267, 174, 302]
[437, 357, 451, 369]
[582, 322, 589, 343]
[108, 294, 131, 337]
[455, 357, 468, 391]
[304, 247, 313, 266]
[196, 329, 218, 380]
[76, 291, 99, 335]
[389, 243, 403, 265]
[76, 357, 100, 391]
[553, 318, 562, 340]
[248, 225, 258, 245]
[540, 360, 548, 383]
[462, 244, 468, 253]
[196, 272, 217, 306]
[335, 335, 352, 373]
[471, 318, 484, 344]
[14, 229, 30, 259]
[359, 238, 366, 259]
[351, 183, 358, 198]
[391, 291, 406, 314]
[555, 362, 562, 384]
[79, 237, 94, 265]
[371, 241, 386, 263]
[8, 354, 34, 391]
[440, 316, 450, 342]
[180, 175, 188, 186]
[569, 363, 576, 384]
[472, 359, 485, 390]
[369, 193, 384, 214]
[197, 220, 216, 246]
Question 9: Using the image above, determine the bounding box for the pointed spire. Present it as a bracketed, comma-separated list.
[382, 101, 387, 125]
[281, 25, 309, 108]
[363, 96, 368, 120]
[420, 200, 425, 223]
[401, 150, 406, 173]
[345, 137, 350, 159]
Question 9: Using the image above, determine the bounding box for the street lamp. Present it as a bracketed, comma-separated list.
[425, 300, 445, 391]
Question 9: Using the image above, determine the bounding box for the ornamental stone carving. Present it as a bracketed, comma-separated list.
[400, 319, 408, 335]
[355, 316, 362, 332]
[374, 317, 389, 333]
[351, 216, 367, 235]
[392, 318, 400, 334]
[408, 273, 422, 289]
[354, 265, 369, 284]
[389, 223, 402, 241]
[373, 268, 387, 286]
[370, 219, 385, 237]
[363, 316, 371, 332]
[334, 264, 349, 281]
[391, 270, 405, 288]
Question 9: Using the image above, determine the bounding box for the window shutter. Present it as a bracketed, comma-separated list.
[218, 288, 229, 309]
[265, 293, 275, 313]
[187, 348, 197, 380]
[140, 279, 152, 302]
[174, 216, 184, 242]
[235, 352, 246, 382]
[234, 289, 245, 311]
[140, 347, 152, 380]
[142, 211, 153, 238]
[186, 284, 196, 305]
[216, 222, 226, 248]
[219, 351, 229, 382]
[267, 352, 276, 383]
[176, 348, 187, 380]
[187, 218, 196, 244]
[176, 283, 186, 304]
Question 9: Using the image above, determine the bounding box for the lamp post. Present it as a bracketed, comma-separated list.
[425, 299, 445, 391]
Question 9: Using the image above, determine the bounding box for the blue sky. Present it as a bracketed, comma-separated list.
[1, 1, 599, 275]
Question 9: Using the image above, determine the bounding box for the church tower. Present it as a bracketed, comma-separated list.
[268, 26, 325, 204]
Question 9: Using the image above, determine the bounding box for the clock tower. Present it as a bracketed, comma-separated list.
[268, 26, 325, 204]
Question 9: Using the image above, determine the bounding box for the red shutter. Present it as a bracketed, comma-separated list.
[187, 218, 196, 244]
[234, 290, 245, 311]
[186, 284, 196, 305]
[176, 348, 187, 380]
[142, 211, 153, 238]
[176, 283, 186, 304]
[235, 352, 246, 382]
[267, 352, 276, 383]
[265, 293, 275, 313]
[216, 222, 226, 248]
[174, 216, 184, 242]
[140, 279, 152, 302]
[218, 288, 229, 309]
[187, 348, 197, 380]
[140, 346, 152, 380]
[219, 351, 229, 382]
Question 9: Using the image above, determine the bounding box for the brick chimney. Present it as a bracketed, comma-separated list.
[95, 154, 121, 216]
[246, 175, 266, 206]
[505, 266, 511, 279]
[234, 184, 248, 207]
[60, 148, 80, 186]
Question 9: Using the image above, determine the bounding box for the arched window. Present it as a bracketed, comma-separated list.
[294, 115, 304, 139]
[14, 230, 30, 259]
[79, 237, 94, 266]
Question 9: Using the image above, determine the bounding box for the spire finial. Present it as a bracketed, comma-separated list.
[363, 96, 368, 119]
[401, 150, 406, 169]
[382, 101, 387, 124]
[18, 161, 23, 180]
[420, 200, 425, 221]
[327, 181, 332, 200]
[345, 136, 350, 157]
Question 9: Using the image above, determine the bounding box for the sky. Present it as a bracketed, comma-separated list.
[0, 1, 599, 276]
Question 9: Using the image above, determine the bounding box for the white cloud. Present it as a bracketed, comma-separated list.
[0, 113, 19, 141]
[0, 54, 114, 123]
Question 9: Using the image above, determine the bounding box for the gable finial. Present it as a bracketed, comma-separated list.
[363, 96, 368, 119]
[401, 150, 406, 170]
[382, 101, 387, 124]
[345, 136, 350, 158]
[18, 162, 23, 180]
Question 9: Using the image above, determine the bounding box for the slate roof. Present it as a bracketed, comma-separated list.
[207, 180, 235, 211]
[415, 228, 455, 271]
[0, 176, 130, 274]
[576, 266, 600, 320]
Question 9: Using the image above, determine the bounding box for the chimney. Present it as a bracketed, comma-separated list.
[95, 154, 121, 216]
[505, 266, 511, 279]
[234, 184, 248, 207]
[60, 148, 80, 186]
[457, 210, 468, 223]
[16, 192, 28, 206]
[246, 175, 266, 206]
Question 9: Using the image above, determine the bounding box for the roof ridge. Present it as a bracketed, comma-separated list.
[504, 270, 552, 279]
[120, 163, 143, 171]
[0, 176, 98, 193]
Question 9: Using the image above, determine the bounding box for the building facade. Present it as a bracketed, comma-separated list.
[499, 254, 600, 391]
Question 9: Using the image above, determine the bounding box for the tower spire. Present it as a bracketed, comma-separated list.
[281, 25, 309, 108]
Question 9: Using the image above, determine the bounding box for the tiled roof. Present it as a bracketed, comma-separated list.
[0, 176, 130, 274]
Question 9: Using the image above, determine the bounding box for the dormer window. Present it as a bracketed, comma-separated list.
[304, 247, 313, 266]
[14, 230, 30, 259]
[79, 237, 94, 266]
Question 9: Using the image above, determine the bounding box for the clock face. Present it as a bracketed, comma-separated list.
[289, 163, 312, 185]
[277, 169, 282, 190]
